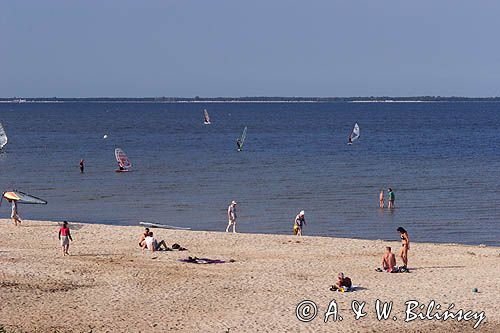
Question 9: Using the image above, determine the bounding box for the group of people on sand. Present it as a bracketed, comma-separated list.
[379, 187, 396, 209]
[225, 200, 308, 236]
[138, 227, 186, 253]
[377, 227, 410, 273]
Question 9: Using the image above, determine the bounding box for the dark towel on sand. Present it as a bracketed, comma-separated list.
[178, 257, 225, 264]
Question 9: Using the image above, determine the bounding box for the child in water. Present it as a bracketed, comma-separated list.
[379, 189, 385, 208]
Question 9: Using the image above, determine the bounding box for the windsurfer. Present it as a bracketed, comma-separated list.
[80, 159, 85, 173]
[236, 139, 242, 151]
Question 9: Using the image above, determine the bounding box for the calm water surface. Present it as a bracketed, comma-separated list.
[0, 102, 498, 245]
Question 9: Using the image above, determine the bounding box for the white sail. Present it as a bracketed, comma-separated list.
[349, 123, 360, 142]
[0, 122, 7, 150]
[203, 109, 211, 124]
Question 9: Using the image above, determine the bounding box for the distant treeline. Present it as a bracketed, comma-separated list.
[2, 96, 500, 102]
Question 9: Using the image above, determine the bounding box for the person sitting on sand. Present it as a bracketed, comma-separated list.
[142, 231, 169, 253]
[294, 210, 306, 236]
[397, 227, 410, 270]
[330, 272, 352, 291]
[381, 246, 398, 272]
[7, 198, 22, 226]
[58, 221, 73, 256]
[139, 227, 150, 248]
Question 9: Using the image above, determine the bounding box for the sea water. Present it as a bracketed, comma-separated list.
[0, 102, 498, 245]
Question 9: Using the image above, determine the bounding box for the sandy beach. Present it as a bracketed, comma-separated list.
[0, 219, 498, 333]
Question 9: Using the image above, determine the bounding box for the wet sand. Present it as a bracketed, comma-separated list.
[0, 219, 498, 332]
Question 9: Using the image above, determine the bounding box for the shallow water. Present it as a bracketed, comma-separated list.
[0, 102, 499, 245]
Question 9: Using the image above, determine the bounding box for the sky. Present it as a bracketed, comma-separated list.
[1, 0, 500, 97]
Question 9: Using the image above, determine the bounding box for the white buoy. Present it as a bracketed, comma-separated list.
[103, 134, 108, 139]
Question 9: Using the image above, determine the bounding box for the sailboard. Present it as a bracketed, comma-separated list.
[237, 126, 247, 151]
[115, 148, 132, 172]
[1, 190, 47, 205]
[203, 109, 211, 125]
[140, 221, 191, 230]
[0, 122, 7, 150]
[348, 123, 360, 144]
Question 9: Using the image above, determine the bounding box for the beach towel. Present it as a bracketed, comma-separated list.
[330, 285, 359, 292]
[178, 257, 225, 264]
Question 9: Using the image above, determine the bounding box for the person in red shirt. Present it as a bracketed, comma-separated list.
[58, 221, 73, 256]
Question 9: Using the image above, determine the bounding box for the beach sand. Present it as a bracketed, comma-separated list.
[0, 219, 498, 332]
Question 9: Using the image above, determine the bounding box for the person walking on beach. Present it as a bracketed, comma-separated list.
[7, 198, 22, 226]
[79, 159, 85, 173]
[379, 189, 385, 208]
[397, 227, 410, 270]
[294, 210, 306, 236]
[226, 200, 237, 233]
[387, 188, 395, 209]
[58, 221, 73, 256]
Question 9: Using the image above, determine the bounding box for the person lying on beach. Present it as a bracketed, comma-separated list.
[142, 231, 169, 253]
[330, 272, 352, 291]
[380, 246, 398, 272]
[58, 221, 73, 256]
[139, 227, 150, 248]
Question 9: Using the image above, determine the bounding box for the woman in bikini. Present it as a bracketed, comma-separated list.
[397, 227, 410, 269]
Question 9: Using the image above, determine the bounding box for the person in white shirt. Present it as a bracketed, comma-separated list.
[142, 231, 168, 253]
[226, 200, 237, 233]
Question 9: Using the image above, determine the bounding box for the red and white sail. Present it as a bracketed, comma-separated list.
[115, 148, 132, 170]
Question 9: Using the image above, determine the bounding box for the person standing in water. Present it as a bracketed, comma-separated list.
[7, 198, 22, 226]
[226, 200, 237, 233]
[58, 221, 73, 256]
[397, 227, 410, 270]
[79, 159, 85, 173]
[379, 189, 385, 208]
[387, 188, 395, 209]
[294, 210, 306, 236]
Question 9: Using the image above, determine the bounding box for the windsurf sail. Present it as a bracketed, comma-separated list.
[1, 190, 47, 205]
[349, 123, 360, 143]
[203, 109, 211, 124]
[115, 148, 132, 170]
[238, 126, 247, 151]
[0, 122, 7, 150]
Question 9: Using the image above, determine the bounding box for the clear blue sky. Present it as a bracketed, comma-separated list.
[1, 0, 499, 97]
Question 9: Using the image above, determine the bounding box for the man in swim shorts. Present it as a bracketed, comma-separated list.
[226, 200, 237, 233]
[381, 246, 397, 272]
